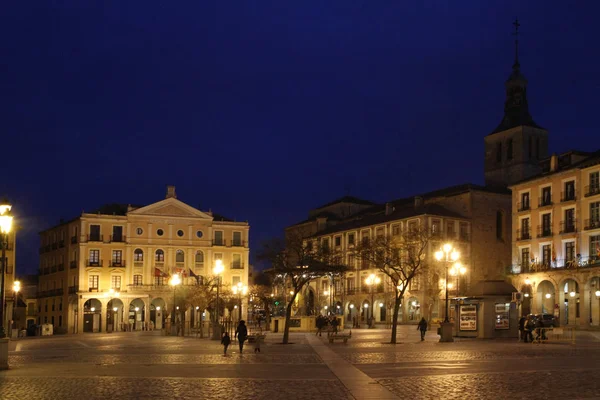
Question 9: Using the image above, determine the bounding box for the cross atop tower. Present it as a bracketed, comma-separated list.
[512, 18, 520, 69]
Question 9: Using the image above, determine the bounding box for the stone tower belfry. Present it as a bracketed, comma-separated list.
[484, 19, 548, 188]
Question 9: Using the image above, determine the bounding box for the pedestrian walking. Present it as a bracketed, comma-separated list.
[221, 332, 231, 356]
[417, 317, 428, 341]
[254, 334, 263, 353]
[235, 320, 248, 354]
[316, 315, 324, 336]
[523, 315, 534, 343]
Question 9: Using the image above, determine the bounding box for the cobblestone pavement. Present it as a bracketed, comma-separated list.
[0, 377, 353, 400]
[2, 327, 600, 399]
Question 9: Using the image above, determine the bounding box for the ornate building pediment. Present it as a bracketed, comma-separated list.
[128, 198, 213, 219]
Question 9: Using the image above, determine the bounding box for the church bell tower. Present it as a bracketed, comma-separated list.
[484, 19, 548, 188]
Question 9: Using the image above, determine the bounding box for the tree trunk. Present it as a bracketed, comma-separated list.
[283, 298, 294, 344]
[390, 295, 401, 344]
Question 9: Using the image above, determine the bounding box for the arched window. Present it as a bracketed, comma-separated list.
[134, 249, 144, 262]
[176, 249, 185, 263]
[155, 249, 164, 262]
[496, 211, 503, 240]
[195, 250, 204, 264]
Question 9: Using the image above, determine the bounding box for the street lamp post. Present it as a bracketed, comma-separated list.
[169, 273, 181, 336]
[0, 199, 14, 340]
[212, 260, 224, 339]
[435, 243, 460, 343]
[12, 280, 20, 335]
[365, 274, 381, 329]
[232, 282, 248, 322]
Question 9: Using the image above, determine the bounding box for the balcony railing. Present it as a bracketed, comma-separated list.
[584, 219, 600, 231]
[58, 263, 65, 271]
[68, 285, 79, 294]
[87, 234, 103, 242]
[86, 259, 103, 267]
[231, 240, 246, 247]
[559, 220, 577, 234]
[517, 201, 530, 212]
[212, 239, 226, 246]
[560, 192, 576, 202]
[538, 197, 553, 207]
[231, 262, 245, 269]
[516, 229, 531, 241]
[109, 260, 126, 267]
[110, 235, 126, 243]
[134, 261, 144, 267]
[511, 256, 600, 274]
[71, 236, 77, 244]
[537, 225, 553, 238]
[70, 260, 77, 269]
[585, 185, 600, 198]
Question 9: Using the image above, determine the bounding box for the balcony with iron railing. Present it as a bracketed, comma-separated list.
[134, 260, 144, 267]
[87, 234, 103, 242]
[70, 260, 77, 269]
[510, 256, 600, 274]
[212, 239, 226, 246]
[585, 185, 600, 198]
[68, 285, 79, 294]
[560, 192, 576, 202]
[584, 219, 600, 231]
[71, 236, 77, 244]
[58, 263, 65, 271]
[538, 197, 553, 208]
[537, 225, 553, 238]
[231, 262, 245, 270]
[516, 228, 531, 241]
[109, 235, 126, 243]
[559, 220, 577, 234]
[86, 259, 103, 267]
[231, 240, 247, 247]
[109, 260, 126, 268]
[517, 201, 530, 212]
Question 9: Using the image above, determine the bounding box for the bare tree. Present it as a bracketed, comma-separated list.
[248, 271, 274, 330]
[355, 227, 434, 344]
[180, 276, 222, 338]
[258, 230, 348, 344]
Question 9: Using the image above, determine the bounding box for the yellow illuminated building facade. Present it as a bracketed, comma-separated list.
[38, 186, 250, 333]
[509, 151, 600, 327]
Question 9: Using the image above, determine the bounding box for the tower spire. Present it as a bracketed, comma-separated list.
[512, 18, 520, 70]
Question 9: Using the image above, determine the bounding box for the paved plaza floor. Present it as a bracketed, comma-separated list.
[2, 326, 600, 399]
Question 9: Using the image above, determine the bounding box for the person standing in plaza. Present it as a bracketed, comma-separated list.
[235, 320, 248, 354]
[221, 332, 231, 356]
[417, 318, 428, 341]
[316, 315, 324, 336]
[518, 316, 526, 342]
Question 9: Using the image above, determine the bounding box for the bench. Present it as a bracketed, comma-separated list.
[327, 330, 352, 344]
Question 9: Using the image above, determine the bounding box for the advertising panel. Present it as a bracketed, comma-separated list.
[459, 305, 477, 331]
[495, 303, 510, 330]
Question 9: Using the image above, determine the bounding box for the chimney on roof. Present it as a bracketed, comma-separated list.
[414, 196, 423, 209]
[166, 185, 177, 199]
[550, 153, 558, 172]
[385, 202, 394, 215]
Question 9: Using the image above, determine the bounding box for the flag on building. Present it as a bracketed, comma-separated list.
[154, 267, 169, 278]
[173, 267, 187, 277]
[189, 268, 200, 284]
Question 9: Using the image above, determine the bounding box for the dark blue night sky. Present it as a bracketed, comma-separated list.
[3, 1, 600, 274]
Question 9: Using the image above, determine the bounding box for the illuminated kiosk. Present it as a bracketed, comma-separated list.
[453, 280, 519, 339]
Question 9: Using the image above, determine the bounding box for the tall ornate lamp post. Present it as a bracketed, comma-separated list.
[0, 199, 13, 340]
[435, 243, 460, 342]
[211, 260, 224, 339]
[12, 280, 20, 335]
[365, 273, 381, 328]
[169, 273, 181, 336]
[232, 282, 248, 321]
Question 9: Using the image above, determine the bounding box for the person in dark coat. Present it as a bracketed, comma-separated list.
[518, 316, 526, 342]
[221, 332, 231, 356]
[316, 315, 324, 336]
[235, 320, 248, 354]
[417, 318, 428, 341]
